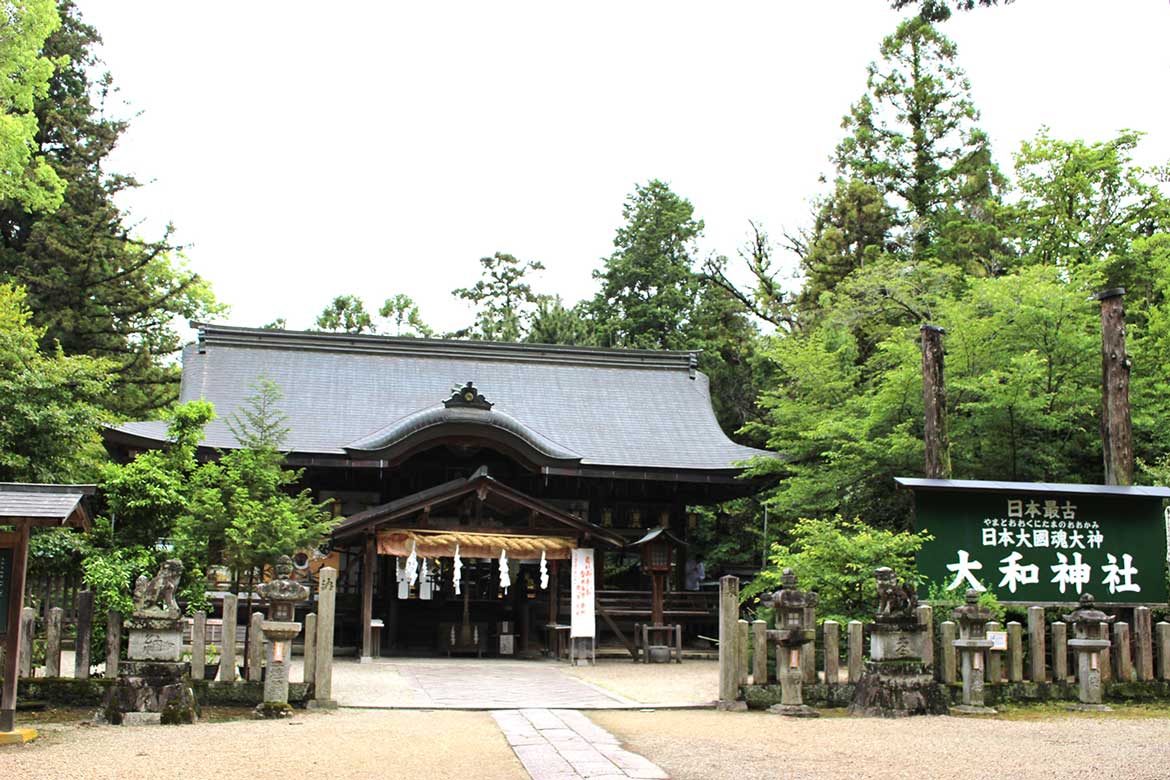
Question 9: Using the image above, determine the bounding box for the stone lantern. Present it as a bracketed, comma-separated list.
[255, 555, 309, 718]
[1062, 592, 1115, 711]
[951, 589, 995, 714]
[764, 568, 819, 717]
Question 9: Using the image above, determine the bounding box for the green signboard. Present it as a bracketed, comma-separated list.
[908, 480, 1169, 605]
[0, 546, 12, 636]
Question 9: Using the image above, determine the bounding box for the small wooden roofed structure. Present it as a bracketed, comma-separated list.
[1, 483, 94, 736]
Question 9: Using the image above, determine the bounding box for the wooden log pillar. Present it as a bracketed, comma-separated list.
[18, 608, 35, 679]
[0, 524, 30, 733]
[717, 575, 740, 707]
[823, 620, 840, 684]
[1028, 606, 1046, 682]
[190, 611, 206, 681]
[361, 536, 376, 663]
[751, 619, 767, 684]
[921, 324, 951, 479]
[1092, 288, 1134, 486]
[940, 621, 957, 684]
[105, 610, 122, 679]
[1051, 621, 1068, 682]
[847, 621, 864, 683]
[1133, 606, 1154, 682]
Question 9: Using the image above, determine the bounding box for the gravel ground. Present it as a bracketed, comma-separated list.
[566, 659, 718, 705]
[589, 709, 1170, 780]
[0, 710, 526, 780]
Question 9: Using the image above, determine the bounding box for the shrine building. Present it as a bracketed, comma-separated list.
[105, 323, 772, 659]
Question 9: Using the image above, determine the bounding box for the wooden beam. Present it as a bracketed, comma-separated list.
[595, 599, 637, 659]
[360, 535, 375, 661]
[1, 522, 30, 732]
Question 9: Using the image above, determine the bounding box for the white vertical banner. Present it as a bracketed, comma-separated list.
[570, 548, 595, 638]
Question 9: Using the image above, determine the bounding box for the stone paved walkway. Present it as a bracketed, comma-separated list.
[492, 708, 670, 780]
[335, 658, 635, 708]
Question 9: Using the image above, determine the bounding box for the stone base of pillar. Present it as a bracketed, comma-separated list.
[715, 699, 747, 712]
[0, 728, 38, 745]
[767, 703, 819, 718]
[1065, 703, 1112, 712]
[950, 704, 997, 715]
[306, 698, 338, 710]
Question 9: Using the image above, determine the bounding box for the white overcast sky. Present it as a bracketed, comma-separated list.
[78, 0, 1170, 336]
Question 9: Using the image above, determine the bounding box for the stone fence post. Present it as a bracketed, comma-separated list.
[191, 611, 206, 681]
[18, 608, 35, 678]
[1099, 622, 1112, 683]
[217, 593, 238, 682]
[248, 612, 265, 682]
[1156, 621, 1170, 681]
[310, 566, 338, 709]
[1006, 622, 1023, 682]
[737, 619, 749, 687]
[45, 607, 62, 677]
[916, 604, 933, 675]
[1134, 607, 1153, 682]
[105, 610, 122, 678]
[801, 605, 816, 684]
[751, 620, 767, 684]
[303, 613, 318, 685]
[846, 621, 863, 683]
[940, 621, 957, 684]
[1112, 622, 1133, 682]
[985, 621, 1001, 683]
[74, 590, 94, 680]
[823, 620, 840, 684]
[1051, 621, 1068, 682]
[1027, 606, 1046, 682]
[717, 575, 741, 708]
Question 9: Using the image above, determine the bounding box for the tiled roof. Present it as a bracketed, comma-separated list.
[110, 323, 772, 472]
[0, 483, 94, 526]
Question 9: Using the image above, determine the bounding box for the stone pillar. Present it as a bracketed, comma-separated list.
[1133, 607, 1153, 682]
[823, 620, 840, 684]
[1099, 621, 1112, 682]
[751, 620, 767, 684]
[940, 621, 957, 684]
[1112, 622, 1133, 682]
[801, 605, 816, 684]
[717, 576, 741, 708]
[190, 611, 206, 681]
[737, 619, 750, 687]
[217, 594, 238, 682]
[1051, 622, 1068, 682]
[846, 621, 863, 683]
[916, 605, 933, 674]
[248, 612, 265, 682]
[44, 607, 62, 677]
[1006, 622, 1023, 682]
[303, 613, 317, 686]
[105, 610, 122, 679]
[17, 608, 35, 678]
[310, 567, 337, 708]
[1027, 606, 1046, 682]
[262, 633, 292, 709]
[74, 590, 94, 680]
[986, 621, 1001, 683]
[1156, 622, 1170, 681]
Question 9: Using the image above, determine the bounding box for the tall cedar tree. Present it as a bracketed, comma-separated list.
[0, 1, 220, 419]
[453, 252, 546, 342]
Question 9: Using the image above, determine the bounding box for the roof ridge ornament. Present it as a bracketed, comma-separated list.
[444, 381, 493, 410]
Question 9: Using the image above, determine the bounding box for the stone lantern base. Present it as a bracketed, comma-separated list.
[849, 622, 948, 718]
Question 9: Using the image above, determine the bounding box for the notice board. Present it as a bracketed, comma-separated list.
[0, 546, 12, 636]
[570, 548, 595, 638]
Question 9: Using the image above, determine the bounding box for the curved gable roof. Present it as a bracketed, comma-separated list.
[110, 323, 773, 473]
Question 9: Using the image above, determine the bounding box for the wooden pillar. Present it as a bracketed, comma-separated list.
[650, 573, 665, 627]
[1, 524, 31, 733]
[1092, 288, 1134, 485]
[74, 590, 94, 680]
[921, 324, 951, 479]
[361, 536, 375, 662]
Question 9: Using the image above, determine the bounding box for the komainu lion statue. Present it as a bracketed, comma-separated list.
[875, 566, 917, 619]
[133, 559, 184, 616]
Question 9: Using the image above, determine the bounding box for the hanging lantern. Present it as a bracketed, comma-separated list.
[405, 540, 419, 587]
[499, 548, 511, 593]
[539, 549, 549, 590]
[453, 543, 463, 595]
